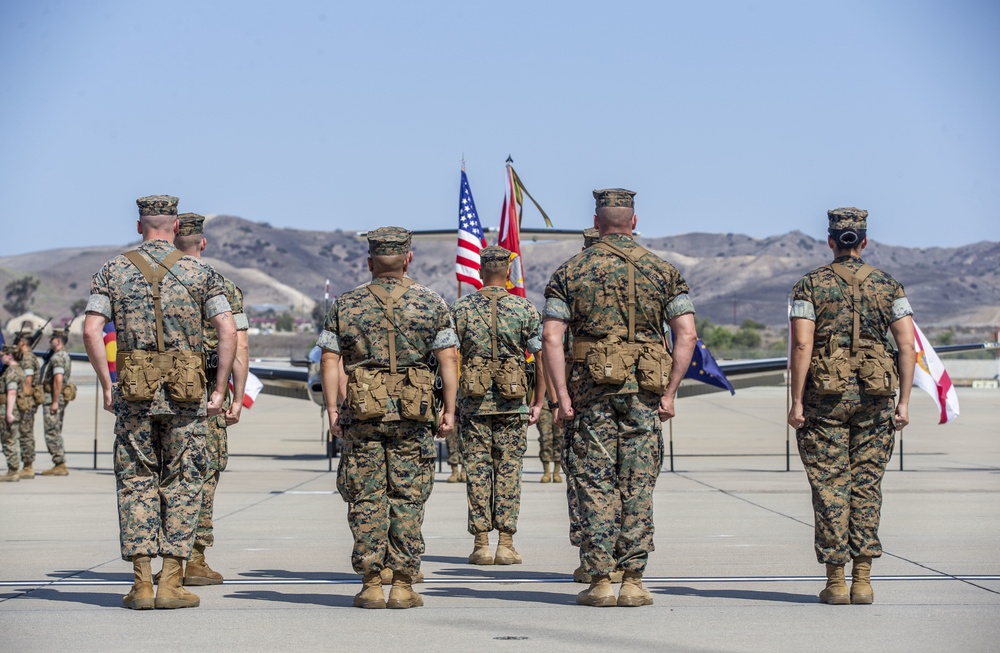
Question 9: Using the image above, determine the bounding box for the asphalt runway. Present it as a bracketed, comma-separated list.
[2, 369, 997, 652]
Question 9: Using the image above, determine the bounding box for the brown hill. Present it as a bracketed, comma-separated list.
[1, 216, 997, 330]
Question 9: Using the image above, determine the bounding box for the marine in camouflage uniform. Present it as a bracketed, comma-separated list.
[536, 405, 562, 482]
[444, 415, 465, 482]
[451, 245, 543, 565]
[174, 212, 251, 585]
[0, 346, 26, 482]
[319, 226, 458, 609]
[83, 194, 235, 610]
[15, 335, 40, 478]
[788, 207, 915, 605]
[40, 331, 72, 475]
[543, 189, 697, 607]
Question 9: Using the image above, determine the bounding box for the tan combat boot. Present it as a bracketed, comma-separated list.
[494, 532, 523, 565]
[540, 462, 552, 483]
[459, 466, 467, 482]
[576, 575, 616, 607]
[386, 572, 423, 609]
[19, 465, 34, 480]
[851, 556, 874, 605]
[184, 543, 223, 586]
[617, 570, 654, 607]
[468, 532, 494, 565]
[381, 568, 424, 585]
[155, 556, 200, 609]
[122, 555, 155, 610]
[42, 463, 69, 476]
[573, 565, 591, 583]
[819, 563, 850, 605]
[552, 465, 562, 483]
[447, 464, 461, 483]
[354, 571, 386, 609]
[0, 467, 20, 482]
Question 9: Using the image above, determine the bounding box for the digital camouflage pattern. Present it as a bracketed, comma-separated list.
[366, 226, 411, 256]
[42, 348, 72, 465]
[445, 421, 462, 466]
[1, 364, 25, 470]
[136, 194, 179, 217]
[451, 286, 542, 416]
[336, 407, 437, 576]
[17, 349, 40, 467]
[791, 255, 912, 565]
[544, 232, 694, 577]
[196, 276, 248, 548]
[593, 188, 636, 208]
[319, 276, 457, 422]
[536, 405, 562, 464]
[321, 274, 457, 577]
[452, 286, 541, 536]
[177, 212, 206, 236]
[827, 207, 868, 231]
[461, 412, 527, 534]
[87, 238, 230, 560]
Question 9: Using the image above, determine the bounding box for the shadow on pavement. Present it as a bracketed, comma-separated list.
[7, 588, 122, 608]
[239, 569, 358, 582]
[653, 585, 815, 603]
[226, 589, 355, 607]
[421, 585, 574, 605]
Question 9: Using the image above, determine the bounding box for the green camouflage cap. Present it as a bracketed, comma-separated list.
[828, 207, 868, 231]
[136, 195, 179, 217]
[593, 188, 636, 209]
[583, 228, 600, 248]
[50, 328, 69, 344]
[1, 344, 17, 356]
[480, 245, 512, 271]
[367, 226, 412, 256]
[177, 212, 206, 236]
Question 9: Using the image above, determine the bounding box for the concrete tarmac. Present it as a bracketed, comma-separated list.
[2, 370, 998, 652]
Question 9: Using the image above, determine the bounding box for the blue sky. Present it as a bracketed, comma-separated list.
[1, 0, 997, 256]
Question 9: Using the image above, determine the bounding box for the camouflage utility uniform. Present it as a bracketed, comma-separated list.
[1, 363, 26, 472]
[544, 233, 694, 578]
[791, 256, 912, 564]
[196, 277, 248, 549]
[17, 349, 40, 468]
[451, 284, 542, 536]
[87, 239, 230, 560]
[321, 276, 457, 578]
[536, 406, 562, 468]
[42, 349, 72, 465]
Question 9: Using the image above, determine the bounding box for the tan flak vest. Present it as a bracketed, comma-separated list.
[810, 263, 897, 396]
[115, 249, 206, 403]
[458, 288, 528, 400]
[572, 240, 673, 394]
[344, 278, 435, 422]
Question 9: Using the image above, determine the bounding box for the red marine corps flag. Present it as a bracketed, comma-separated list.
[497, 156, 553, 298]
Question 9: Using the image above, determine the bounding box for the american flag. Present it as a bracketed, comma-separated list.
[456, 169, 487, 289]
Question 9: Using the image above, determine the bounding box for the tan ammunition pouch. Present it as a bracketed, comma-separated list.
[16, 392, 35, 412]
[495, 357, 528, 400]
[459, 355, 492, 398]
[810, 342, 852, 395]
[32, 384, 44, 405]
[346, 367, 388, 421]
[60, 383, 78, 403]
[116, 351, 206, 403]
[636, 344, 673, 394]
[859, 344, 897, 396]
[581, 335, 635, 385]
[399, 367, 435, 422]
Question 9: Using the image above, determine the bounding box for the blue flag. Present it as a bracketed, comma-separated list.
[685, 338, 735, 395]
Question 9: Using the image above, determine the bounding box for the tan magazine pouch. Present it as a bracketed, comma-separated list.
[585, 335, 635, 385]
[810, 342, 852, 394]
[636, 343, 673, 394]
[459, 355, 491, 397]
[346, 367, 388, 420]
[859, 343, 898, 396]
[60, 382, 78, 403]
[32, 384, 44, 405]
[16, 392, 35, 412]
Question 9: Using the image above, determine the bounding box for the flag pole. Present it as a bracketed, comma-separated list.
[899, 427, 904, 471]
[785, 294, 791, 472]
[668, 418, 674, 473]
[93, 377, 99, 469]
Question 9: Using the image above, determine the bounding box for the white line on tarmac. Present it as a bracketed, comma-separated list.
[3, 575, 999, 587]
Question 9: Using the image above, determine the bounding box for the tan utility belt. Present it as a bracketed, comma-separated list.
[571, 334, 673, 393]
[116, 350, 205, 372]
[116, 349, 207, 403]
[571, 336, 646, 361]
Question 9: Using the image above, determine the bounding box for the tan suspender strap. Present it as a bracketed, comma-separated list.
[593, 241, 650, 343]
[123, 249, 185, 353]
[829, 263, 876, 355]
[368, 278, 414, 375]
[490, 292, 499, 361]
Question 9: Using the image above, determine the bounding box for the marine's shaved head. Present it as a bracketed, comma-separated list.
[596, 206, 635, 231]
